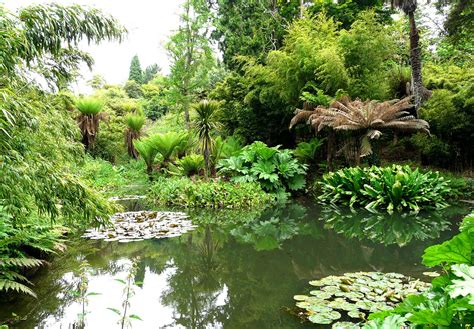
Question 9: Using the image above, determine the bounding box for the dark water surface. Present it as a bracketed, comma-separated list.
[0, 202, 470, 328]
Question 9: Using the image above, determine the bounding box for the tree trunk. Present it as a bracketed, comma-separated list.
[407, 8, 423, 114]
[299, 0, 304, 17]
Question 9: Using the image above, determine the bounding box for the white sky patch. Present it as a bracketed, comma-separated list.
[3, 0, 184, 93]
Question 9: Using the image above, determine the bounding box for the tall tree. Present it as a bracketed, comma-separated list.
[166, 0, 214, 128]
[389, 0, 430, 112]
[128, 55, 143, 83]
[143, 64, 160, 84]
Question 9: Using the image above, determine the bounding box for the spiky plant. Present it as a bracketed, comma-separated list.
[134, 138, 159, 179]
[76, 98, 105, 150]
[151, 132, 187, 167]
[290, 96, 429, 165]
[193, 100, 220, 175]
[169, 154, 205, 177]
[125, 112, 146, 159]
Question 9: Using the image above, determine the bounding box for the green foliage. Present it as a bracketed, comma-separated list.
[368, 212, 474, 327]
[294, 138, 324, 164]
[142, 64, 160, 84]
[193, 100, 220, 173]
[166, 0, 215, 125]
[75, 98, 103, 115]
[148, 177, 273, 208]
[124, 80, 143, 99]
[2, 3, 126, 87]
[318, 165, 452, 212]
[210, 0, 292, 68]
[169, 154, 205, 177]
[125, 112, 145, 132]
[134, 132, 188, 176]
[128, 55, 143, 83]
[218, 141, 307, 195]
[415, 64, 474, 170]
[0, 207, 66, 297]
[339, 10, 396, 99]
[78, 156, 148, 197]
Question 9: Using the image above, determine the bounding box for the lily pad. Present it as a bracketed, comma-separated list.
[310, 290, 333, 299]
[293, 295, 309, 301]
[332, 321, 361, 329]
[308, 314, 333, 325]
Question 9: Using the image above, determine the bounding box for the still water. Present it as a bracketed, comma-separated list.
[0, 202, 469, 328]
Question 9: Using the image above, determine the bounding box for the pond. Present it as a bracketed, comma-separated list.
[0, 201, 470, 328]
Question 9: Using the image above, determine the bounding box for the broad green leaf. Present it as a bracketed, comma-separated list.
[448, 264, 474, 304]
[422, 231, 472, 267]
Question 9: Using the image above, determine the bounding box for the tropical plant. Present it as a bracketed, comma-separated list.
[148, 177, 273, 208]
[124, 112, 145, 159]
[134, 138, 159, 178]
[290, 96, 429, 165]
[217, 141, 307, 196]
[294, 138, 325, 165]
[76, 98, 105, 150]
[151, 132, 188, 167]
[318, 165, 452, 212]
[368, 212, 474, 327]
[193, 100, 220, 175]
[134, 132, 187, 178]
[169, 154, 205, 177]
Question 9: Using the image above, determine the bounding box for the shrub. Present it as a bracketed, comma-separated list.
[294, 138, 324, 165]
[368, 212, 474, 327]
[148, 177, 273, 209]
[169, 154, 205, 177]
[217, 141, 307, 195]
[318, 165, 452, 212]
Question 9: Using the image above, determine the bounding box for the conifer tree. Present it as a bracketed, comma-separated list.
[129, 55, 143, 83]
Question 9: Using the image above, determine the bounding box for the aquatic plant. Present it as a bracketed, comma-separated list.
[70, 260, 99, 328]
[108, 258, 142, 328]
[318, 165, 452, 212]
[217, 141, 307, 195]
[148, 176, 273, 208]
[368, 212, 474, 327]
[294, 272, 430, 326]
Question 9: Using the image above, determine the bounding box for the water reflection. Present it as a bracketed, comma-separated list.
[0, 203, 469, 328]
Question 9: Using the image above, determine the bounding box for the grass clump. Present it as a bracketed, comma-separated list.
[148, 177, 273, 209]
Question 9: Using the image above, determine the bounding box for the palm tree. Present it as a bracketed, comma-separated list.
[193, 100, 220, 176]
[75, 98, 105, 150]
[125, 112, 145, 159]
[290, 96, 429, 166]
[389, 0, 431, 112]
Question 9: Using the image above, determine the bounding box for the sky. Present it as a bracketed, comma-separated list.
[4, 0, 184, 93]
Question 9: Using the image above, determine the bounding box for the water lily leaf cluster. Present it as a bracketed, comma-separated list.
[294, 272, 430, 327]
[318, 165, 452, 212]
[368, 212, 474, 327]
[82, 211, 197, 242]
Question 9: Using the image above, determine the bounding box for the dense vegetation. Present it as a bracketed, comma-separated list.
[0, 0, 473, 327]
